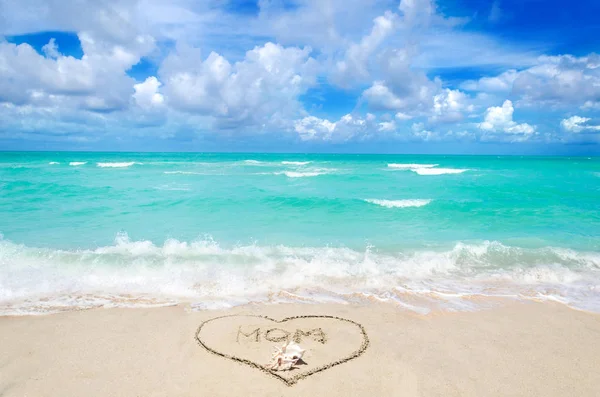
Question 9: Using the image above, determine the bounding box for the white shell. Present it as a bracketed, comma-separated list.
[283, 341, 305, 360]
[266, 341, 306, 371]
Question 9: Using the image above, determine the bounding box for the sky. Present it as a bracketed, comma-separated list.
[1, 0, 600, 154]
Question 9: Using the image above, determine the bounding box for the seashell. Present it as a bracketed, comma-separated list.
[266, 341, 306, 371]
[282, 341, 305, 360]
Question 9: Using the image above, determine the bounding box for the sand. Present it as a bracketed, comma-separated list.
[1, 301, 599, 397]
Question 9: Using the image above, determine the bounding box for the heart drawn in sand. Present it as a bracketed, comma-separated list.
[195, 315, 369, 386]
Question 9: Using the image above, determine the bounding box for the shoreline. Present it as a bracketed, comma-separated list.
[1, 301, 599, 396]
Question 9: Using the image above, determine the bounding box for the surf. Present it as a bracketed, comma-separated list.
[364, 199, 432, 208]
[96, 162, 137, 168]
[1, 235, 599, 315]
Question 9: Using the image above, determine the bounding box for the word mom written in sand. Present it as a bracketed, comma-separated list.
[196, 315, 369, 386]
[237, 326, 327, 344]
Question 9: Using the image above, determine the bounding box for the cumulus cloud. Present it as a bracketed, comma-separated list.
[331, 11, 397, 87]
[294, 116, 338, 141]
[411, 122, 435, 140]
[41, 38, 60, 58]
[560, 116, 600, 133]
[0, 31, 155, 112]
[348, 1, 476, 123]
[160, 42, 318, 128]
[362, 65, 472, 123]
[398, 0, 435, 27]
[294, 113, 387, 142]
[461, 69, 518, 93]
[395, 112, 413, 120]
[133, 77, 164, 108]
[431, 89, 473, 123]
[0, 0, 596, 147]
[464, 55, 600, 108]
[478, 100, 535, 135]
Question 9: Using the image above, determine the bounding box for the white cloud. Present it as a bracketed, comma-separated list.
[0, 30, 155, 112]
[133, 77, 164, 108]
[478, 100, 535, 135]
[160, 42, 318, 128]
[395, 112, 413, 120]
[378, 120, 396, 132]
[42, 38, 60, 58]
[461, 69, 518, 93]
[465, 55, 600, 108]
[362, 74, 471, 123]
[256, 0, 389, 52]
[560, 116, 600, 133]
[398, 0, 435, 27]
[362, 81, 407, 110]
[360, 46, 443, 116]
[0, 0, 594, 147]
[294, 113, 382, 142]
[411, 122, 435, 140]
[294, 116, 337, 141]
[431, 89, 473, 123]
[331, 11, 397, 87]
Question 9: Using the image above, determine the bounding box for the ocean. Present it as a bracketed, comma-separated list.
[1, 152, 599, 314]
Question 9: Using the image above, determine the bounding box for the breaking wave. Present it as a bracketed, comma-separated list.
[1, 235, 599, 315]
[412, 168, 469, 175]
[96, 162, 137, 168]
[274, 168, 335, 178]
[386, 163, 468, 175]
[48, 162, 60, 165]
[364, 199, 432, 208]
[69, 162, 87, 166]
[282, 161, 311, 165]
[388, 163, 438, 169]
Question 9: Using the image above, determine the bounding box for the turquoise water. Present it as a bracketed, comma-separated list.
[1, 152, 599, 314]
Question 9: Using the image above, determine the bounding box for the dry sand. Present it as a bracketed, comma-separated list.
[1, 301, 599, 396]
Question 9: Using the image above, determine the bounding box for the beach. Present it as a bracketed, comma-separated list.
[3, 0, 600, 393]
[1, 153, 599, 395]
[1, 301, 599, 396]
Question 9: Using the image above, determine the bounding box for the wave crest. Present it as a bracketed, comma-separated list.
[97, 162, 137, 168]
[388, 163, 438, 169]
[412, 168, 468, 175]
[364, 199, 432, 208]
[1, 236, 599, 314]
[69, 162, 87, 166]
[274, 168, 335, 178]
[282, 161, 310, 165]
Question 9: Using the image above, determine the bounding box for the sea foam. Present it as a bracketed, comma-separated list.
[282, 161, 311, 165]
[69, 162, 87, 166]
[97, 162, 137, 168]
[275, 168, 334, 178]
[279, 171, 324, 178]
[1, 236, 599, 315]
[388, 163, 438, 169]
[412, 168, 468, 175]
[364, 199, 432, 208]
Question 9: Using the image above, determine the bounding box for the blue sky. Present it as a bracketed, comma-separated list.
[0, 0, 599, 154]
